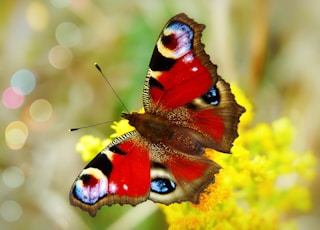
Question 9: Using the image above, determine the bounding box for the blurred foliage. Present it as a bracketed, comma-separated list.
[1, 0, 319, 229]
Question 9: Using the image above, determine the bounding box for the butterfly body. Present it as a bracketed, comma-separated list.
[70, 13, 245, 216]
[123, 111, 204, 155]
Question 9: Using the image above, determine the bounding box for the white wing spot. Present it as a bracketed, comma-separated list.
[183, 53, 194, 63]
[109, 182, 118, 194]
[192, 67, 198, 72]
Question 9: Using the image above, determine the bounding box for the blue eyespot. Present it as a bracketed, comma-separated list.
[168, 22, 193, 40]
[165, 22, 194, 57]
[202, 86, 220, 105]
[151, 178, 176, 194]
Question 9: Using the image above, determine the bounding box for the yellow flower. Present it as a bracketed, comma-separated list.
[75, 84, 316, 229]
[230, 84, 253, 129]
[110, 119, 135, 138]
[75, 135, 111, 162]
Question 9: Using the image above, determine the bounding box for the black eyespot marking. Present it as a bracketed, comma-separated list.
[149, 76, 164, 90]
[151, 178, 176, 194]
[152, 162, 167, 169]
[85, 153, 113, 177]
[110, 145, 127, 155]
[202, 86, 220, 105]
[79, 174, 92, 185]
[161, 34, 177, 50]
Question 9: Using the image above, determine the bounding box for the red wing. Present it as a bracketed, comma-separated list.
[149, 144, 221, 204]
[143, 13, 217, 111]
[70, 131, 150, 216]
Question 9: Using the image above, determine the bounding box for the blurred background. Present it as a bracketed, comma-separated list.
[0, 0, 319, 229]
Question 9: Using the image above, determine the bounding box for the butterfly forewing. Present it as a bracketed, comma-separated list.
[70, 132, 150, 216]
[143, 14, 216, 111]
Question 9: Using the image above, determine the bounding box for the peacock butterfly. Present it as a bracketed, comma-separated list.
[70, 13, 245, 216]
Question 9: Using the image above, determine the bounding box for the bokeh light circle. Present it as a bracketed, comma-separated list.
[0, 200, 23, 222]
[48, 45, 73, 69]
[26, 2, 49, 31]
[5, 121, 28, 150]
[2, 167, 25, 189]
[56, 22, 81, 47]
[11, 69, 36, 95]
[29, 99, 53, 122]
[2, 87, 24, 109]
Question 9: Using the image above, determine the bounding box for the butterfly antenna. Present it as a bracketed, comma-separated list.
[69, 121, 113, 132]
[94, 63, 130, 113]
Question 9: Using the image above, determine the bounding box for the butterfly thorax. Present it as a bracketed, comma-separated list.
[122, 112, 204, 155]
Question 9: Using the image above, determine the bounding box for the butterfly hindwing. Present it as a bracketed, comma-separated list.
[149, 143, 221, 204]
[188, 77, 245, 152]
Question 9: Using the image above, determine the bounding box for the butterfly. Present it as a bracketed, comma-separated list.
[70, 13, 245, 216]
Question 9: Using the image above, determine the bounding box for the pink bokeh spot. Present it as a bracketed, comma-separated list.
[2, 87, 25, 109]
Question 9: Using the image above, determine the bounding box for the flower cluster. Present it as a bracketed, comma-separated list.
[75, 84, 315, 229]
